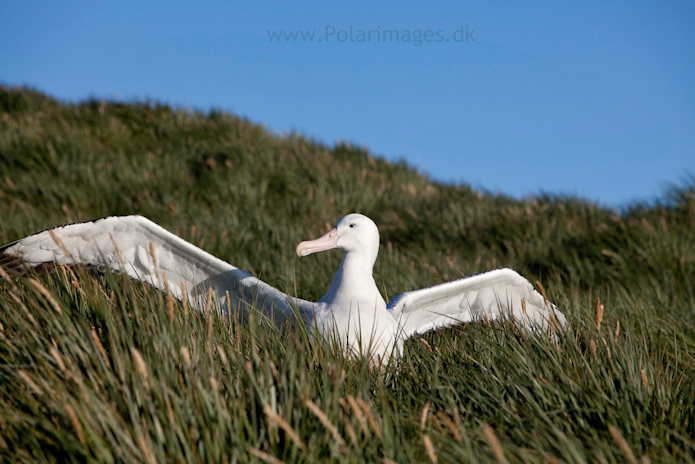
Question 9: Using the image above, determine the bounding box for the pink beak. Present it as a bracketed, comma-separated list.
[296, 227, 339, 257]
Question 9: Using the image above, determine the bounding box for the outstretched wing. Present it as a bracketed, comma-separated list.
[387, 268, 566, 339]
[0, 215, 311, 321]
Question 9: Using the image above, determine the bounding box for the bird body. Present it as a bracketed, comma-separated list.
[298, 216, 402, 361]
[0, 213, 566, 365]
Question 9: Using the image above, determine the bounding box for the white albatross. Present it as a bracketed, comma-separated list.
[0, 213, 567, 364]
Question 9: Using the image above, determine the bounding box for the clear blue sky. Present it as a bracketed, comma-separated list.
[2, 1, 694, 206]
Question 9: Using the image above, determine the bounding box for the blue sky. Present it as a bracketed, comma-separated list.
[2, 1, 694, 206]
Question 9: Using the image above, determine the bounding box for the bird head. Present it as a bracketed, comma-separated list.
[296, 213, 380, 258]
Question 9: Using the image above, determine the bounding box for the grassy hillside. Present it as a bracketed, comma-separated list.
[0, 85, 694, 463]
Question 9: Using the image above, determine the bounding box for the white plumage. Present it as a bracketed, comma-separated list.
[0, 213, 567, 365]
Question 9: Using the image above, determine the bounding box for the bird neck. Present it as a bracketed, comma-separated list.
[320, 249, 384, 310]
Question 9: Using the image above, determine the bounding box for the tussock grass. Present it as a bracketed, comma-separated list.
[1, 86, 694, 462]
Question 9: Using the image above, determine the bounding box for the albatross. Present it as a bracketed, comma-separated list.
[0, 213, 566, 364]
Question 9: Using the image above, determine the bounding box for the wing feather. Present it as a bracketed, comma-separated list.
[387, 268, 566, 338]
[0, 216, 311, 321]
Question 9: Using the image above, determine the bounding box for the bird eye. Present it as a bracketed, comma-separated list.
[349, 224, 355, 228]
